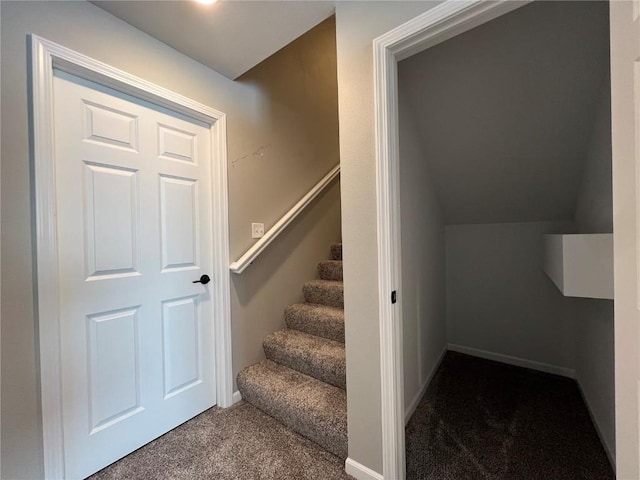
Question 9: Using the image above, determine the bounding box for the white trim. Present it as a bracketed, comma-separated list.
[404, 345, 447, 425]
[447, 344, 576, 379]
[232, 390, 243, 405]
[229, 164, 340, 274]
[374, 22, 405, 480]
[29, 35, 233, 479]
[30, 34, 66, 480]
[576, 379, 616, 469]
[345, 458, 384, 480]
[373, 2, 531, 479]
[210, 111, 234, 409]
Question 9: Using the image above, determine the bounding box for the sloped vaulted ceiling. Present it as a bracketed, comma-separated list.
[91, 0, 335, 79]
[398, 1, 610, 226]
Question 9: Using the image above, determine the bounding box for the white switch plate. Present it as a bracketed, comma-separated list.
[252, 223, 265, 239]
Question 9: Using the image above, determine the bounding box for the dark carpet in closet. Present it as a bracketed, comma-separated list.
[406, 351, 614, 480]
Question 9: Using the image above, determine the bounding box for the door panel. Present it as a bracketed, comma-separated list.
[87, 307, 143, 433]
[160, 175, 199, 271]
[83, 100, 139, 151]
[83, 162, 140, 279]
[162, 296, 202, 399]
[53, 69, 215, 479]
[158, 124, 197, 163]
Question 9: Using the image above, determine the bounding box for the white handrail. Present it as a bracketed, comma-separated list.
[229, 164, 340, 274]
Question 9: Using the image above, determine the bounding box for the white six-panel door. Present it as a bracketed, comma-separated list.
[53, 70, 215, 479]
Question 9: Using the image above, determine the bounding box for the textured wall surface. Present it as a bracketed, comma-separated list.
[398, 86, 447, 417]
[446, 221, 578, 371]
[574, 75, 615, 464]
[575, 76, 613, 234]
[398, 1, 610, 226]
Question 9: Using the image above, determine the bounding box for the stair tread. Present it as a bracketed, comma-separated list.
[285, 303, 344, 343]
[237, 360, 347, 459]
[305, 279, 342, 286]
[303, 280, 344, 309]
[263, 329, 346, 389]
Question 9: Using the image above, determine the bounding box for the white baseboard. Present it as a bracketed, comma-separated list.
[345, 458, 383, 480]
[405, 345, 447, 425]
[232, 390, 242, 405]
[576, 379, 616, 470]
[447, 344, 576, 379]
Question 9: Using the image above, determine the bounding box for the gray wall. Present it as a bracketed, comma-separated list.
[573, 77, 615, 463]
[446, 221, 578, 373]
[1, 2, 340, 477]
[397, 0, 610, 226]
[334, 1, 441, 472]
[399, 86, 447, 417]
[574, 76, 614, 234]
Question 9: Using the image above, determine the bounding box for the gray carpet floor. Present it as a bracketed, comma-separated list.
[91, 350, 613, 480]
[406, 351, 614, 480]
[89, 401, 351, 480]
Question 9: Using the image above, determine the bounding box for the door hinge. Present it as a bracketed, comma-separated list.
[391, 290, 397, 304]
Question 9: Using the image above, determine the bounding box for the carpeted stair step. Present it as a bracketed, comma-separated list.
[237, 360, 347, 459]
[330, 243, 342, 261]
[303, 280, 343, 309]
[284, 303, 344, 343]
[318, 260, 343, 281]
[263, 329, 346, 389]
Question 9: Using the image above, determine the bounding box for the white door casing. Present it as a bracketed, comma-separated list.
[611, 1, 640, 478]
[54, 71, 216, 479]
[30, 36, 232, 479]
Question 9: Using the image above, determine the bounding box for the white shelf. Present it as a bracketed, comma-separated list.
[543, 234, 613, 300]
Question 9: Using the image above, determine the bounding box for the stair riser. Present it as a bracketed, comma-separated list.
[303, 284, 343, 309]
[330, 244, 342, 261]
[263, 341, 346, 390]
[284, 305, 345, 343]
[237, 363, 348, 460]
[239, 386, 347, 459]
[318, 261, 343, 281]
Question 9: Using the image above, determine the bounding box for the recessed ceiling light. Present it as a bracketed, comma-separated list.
[195, 0, 218, 4]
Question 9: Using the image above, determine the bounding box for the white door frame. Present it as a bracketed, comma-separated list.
[372, 2, 530, 478]
[29, 35, 233, 479]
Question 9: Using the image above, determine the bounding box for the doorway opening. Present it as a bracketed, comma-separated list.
[394, 1, 613, 477]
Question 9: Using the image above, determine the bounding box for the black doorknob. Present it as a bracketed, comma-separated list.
[192, 274, 211, 285]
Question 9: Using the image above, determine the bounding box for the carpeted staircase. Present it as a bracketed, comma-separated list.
[237, 243, 347, 459]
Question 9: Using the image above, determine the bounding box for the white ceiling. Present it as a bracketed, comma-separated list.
[399, 1, 610, 226]
[91, 0, 335, 79]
